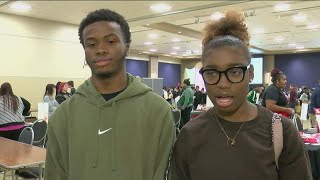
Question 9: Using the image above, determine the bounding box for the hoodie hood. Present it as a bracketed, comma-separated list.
[76, 73, 152, 105]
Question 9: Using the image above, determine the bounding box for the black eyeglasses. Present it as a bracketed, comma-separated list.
[199, 64, 251, 85]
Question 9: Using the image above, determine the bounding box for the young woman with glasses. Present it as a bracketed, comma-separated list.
[170, 10, 312, 180]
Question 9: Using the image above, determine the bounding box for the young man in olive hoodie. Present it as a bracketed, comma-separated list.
[44, 9, 175, 180]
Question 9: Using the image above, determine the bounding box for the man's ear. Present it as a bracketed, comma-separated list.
[125, 43, 130, 56]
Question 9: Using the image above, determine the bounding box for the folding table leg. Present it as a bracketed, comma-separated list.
[11, 170, 15, 180]
[39, 164, 43, 180]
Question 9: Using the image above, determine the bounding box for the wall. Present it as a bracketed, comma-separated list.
[126, 59, 148, 77]
[0, 12, 181, 109]
[275, 52, 320, 88]
[158, 62, 181, 87]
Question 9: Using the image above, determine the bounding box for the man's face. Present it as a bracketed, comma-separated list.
[82, 21, 129, 79]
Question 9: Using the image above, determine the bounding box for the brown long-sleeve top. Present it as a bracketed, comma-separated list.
[171, 105, 312, 180]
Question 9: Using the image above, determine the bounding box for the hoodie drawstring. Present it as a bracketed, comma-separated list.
[111, 101, 117, 171]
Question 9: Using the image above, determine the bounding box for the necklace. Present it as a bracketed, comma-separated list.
[214, 110, 246, 148]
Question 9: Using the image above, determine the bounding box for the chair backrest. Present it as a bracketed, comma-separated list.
[172, 109, 181, 126]
[31, 119, 48, 146]
[18, 127, 34, 144]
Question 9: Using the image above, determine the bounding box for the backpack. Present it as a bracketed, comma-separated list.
[272, 113, 283, 170]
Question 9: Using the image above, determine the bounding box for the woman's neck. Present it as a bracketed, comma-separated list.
[216, 101, 258, 122]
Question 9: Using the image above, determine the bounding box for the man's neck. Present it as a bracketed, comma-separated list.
[91, 72, 127, 94]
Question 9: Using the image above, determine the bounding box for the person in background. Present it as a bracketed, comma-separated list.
[193, 85, 202, 110]
[55, 81, 61, 96]
[55, 82, 71, 104]
[20, 97, 31, 116]
[45, 9, 175, 180]
[163, 86, 169, 101]
[43, 84, 59, 117]
[288, 84, 298, 110]
[309, 80, 320, 127]
[177, 78, 194, 128]
[200, 87, 207, 105]
[68, 80, 77, 95]
[247, 86, 263, 104]
[300, 87, 310, 103]
[0, 82, 25, 141]
[170, 10, 311, 180]
[261, 68, 294, 118]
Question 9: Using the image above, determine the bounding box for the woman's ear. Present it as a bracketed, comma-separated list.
[249, 64, 254, 82]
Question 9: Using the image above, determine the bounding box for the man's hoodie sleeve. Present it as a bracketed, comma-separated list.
[153, 109, 176, 180]
[44, 108, 69, 180]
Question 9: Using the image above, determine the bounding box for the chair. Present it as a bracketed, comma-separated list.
[172, 108, 181, 134]
[31, 119, 48, 147]
[15, 123, 45, 180]
[18, 127, 34, 145]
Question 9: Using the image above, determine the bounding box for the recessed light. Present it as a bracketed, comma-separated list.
[288, 43, 296, 47]
[172, 46, 181, 50]
[149, 49, 157, 52]
[296, 46, 304, 50]
[274, 3, 290, 11]
[172, 38, 180, 42]
[193, 50, 200, 54]
[146, 24, 150, 26]
[177, 31, 182, 34]
[292, 13, 306, 22]
[306, 24, 319, 29]
[274, 36, 284, 42]
[148, 33, 158, 39]
[9, 2, 32, 12]
[210, 12, 224, 20]
[253, 28, 265, 34]
[150, 4, 172, 13]
[139, 52, 142, 54]
[144, 42, 153, 46]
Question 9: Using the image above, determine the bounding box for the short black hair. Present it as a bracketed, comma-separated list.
[183, 79, 191, 86]
[78, 9, 131, 46]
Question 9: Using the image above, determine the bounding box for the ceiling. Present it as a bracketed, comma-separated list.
[1, 0, 320, 58]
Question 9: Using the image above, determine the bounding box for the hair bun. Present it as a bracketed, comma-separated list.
[271, 68, 281, 77]
[202, 10, 250, 46]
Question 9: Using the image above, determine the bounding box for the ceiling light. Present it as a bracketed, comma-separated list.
[9, 2, 32, 12]
[149, 49, 157, 52]
[172, 38, 180, 42]
[193, 50, 200, 54]
[144, 42, 153, 46]
[210, 12, 225, 20]
[292, 13, 306, 22]
[148, 33, 158, 39]
[172, 46, 180, 50]
[296, 46, 304, 50]
[150, 4, 172, 13]
[274, 36, 284, 42]
[177, 31, 182, 34]
[170, 52, 177, 55]
[253, 28, 265, 34]
[274, 3, 290, 11]
[306, 24, 319, 29]
[288, 43, 296, 47]
[146, 24, 150, 26]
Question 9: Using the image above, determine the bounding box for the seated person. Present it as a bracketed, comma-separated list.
[0, 83, 26, 141]
[55, 82, 72, 104]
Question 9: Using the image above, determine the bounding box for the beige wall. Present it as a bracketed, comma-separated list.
[0, 12, 181, 110]
[263, 55, 275, 86]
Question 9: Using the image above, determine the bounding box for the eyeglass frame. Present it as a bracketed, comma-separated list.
[199, 64, 251, 85]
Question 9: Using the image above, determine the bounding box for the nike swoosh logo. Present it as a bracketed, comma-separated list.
[98, 128, 112, 135]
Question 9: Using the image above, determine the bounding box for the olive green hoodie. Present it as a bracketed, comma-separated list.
[45, 73, 175, 180]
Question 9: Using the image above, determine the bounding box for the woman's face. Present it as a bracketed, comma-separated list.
[202, 47, 253, 114]
[62, 84, 69, 92]
[277, 74, 287, 89]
